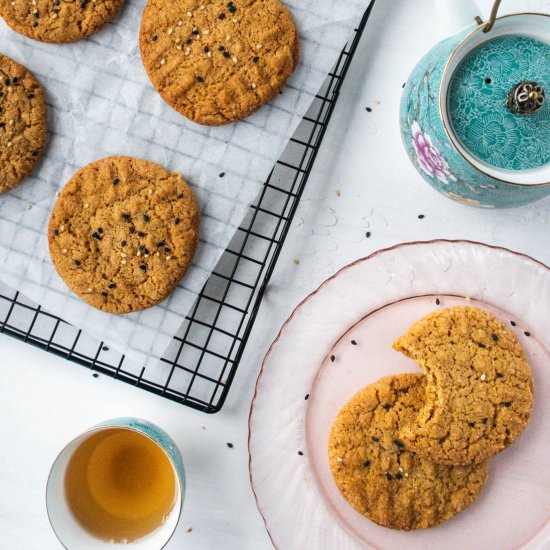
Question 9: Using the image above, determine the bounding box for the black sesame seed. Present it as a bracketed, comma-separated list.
[418, 214, 425, 219]
[253, 56, 259, 63]
[510, 320, 516, 326]
[469, 422, 475, 428]
[394, 439, 405, 448]
[304, 394, 309, 400]
[121, 240, 126, 246]
[102, 346, 109, 351]
[108, 283, 117, 289]
[129, 227, 135, 234]
[143, 214, 150, 222]
[228, 6, 236, 13]
[0, 122, 5, 128]
[186, 38, 193, 44]
[192, 29, 199, 35]
[366, 107, 372, 112]
[218, 45, 225, 51]
[91, 232, 102, 240]
[143, 247, 150, 255]
[503, 401, 512, 407]
[492, 333, 499, 342]
[74, 260, 81, 266]
[31, 150, 38, 157]
[27, 93, 35, 99]
[101, 291, 108, 297]
[139, 264, 146, 271]
[92, 373, 99, 378]
[219, 172, 226, 177]
[395, 473, 403, 480]
[54, 229, 59, 236]
[371, 437, 379, 442]
[351, 340, 357, 346]
[402, 82, 406, 88]
[33, 11, 39, 18]
[223, 51, 230, 58]
[196, 76, 204, 83]
[226, 442, 234, 448]
[366, 231, 371, 238]
[139, 245, 145, 251]
[524, 331, 531, 337]
[4, 78, 9, 86]
[218, 12, 226, 19]
[175, 218, 181, 225]
[496, 372, 504, 378]
[330, 355, 335, 362]
[113, 177, 119, 185]
[382, 404, 391, 411]
[80, 0, 89, 9]
[386, 473, 393, 481]
[32, 21, 38, 27]
[156, 241, 165, 247]
[177, 193, 184, 199]
[12, 77, 18, 83]
[152, 34, 158, 42]
[363, 460, 371, 468]
[436, 298, 440, 305]
[297, 451, 304, 456]
[122, 213, 130, 221]
[54, 0, 60, 4]
[164, 247, 171, 253]
[478, 343, 486, 348]
[138, 231, 146, 237]
[482, 418, 488, 424]
[97, 227, 103, 234]
[399, 387, 409, 394]
[203, 46, 209, 53]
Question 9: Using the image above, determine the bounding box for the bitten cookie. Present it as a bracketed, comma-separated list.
[394, 306, 534, 465]
[139, 0, 299, 125]
[0, 0, 125, 43]
[329, 374, 488, 530]
[0, 53, 47, 193]
[48, 156, 200, 314]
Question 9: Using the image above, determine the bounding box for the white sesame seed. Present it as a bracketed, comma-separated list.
[167, 27, 173, 35]
[187, 11, 192, 16]
[84, 203, 89, 208]
[199, 4, 205, 9]
[185, 48, 190, 55]
[62, 248, 67, 254]
[160, 58, 166, 65]
[60, 225, 65, 231]
[166, 256, 172, 260]
[207, 51, 212, 57]
[480, 373, 486, 381]
[175, 37, 181, 43]
[336, 457, 343, 462]
[121, 252, 126, 258]
[137, 251, 141, 257]
[256, 44, 263, 49]
[7, 141, 12, 147]
[87, 288, 92, 293]
[121, 259, 127, 265]
[202, 30, 209, 35]
[25, 204, 32, 210]
[226, 35, 231, 41]
[399, 467, 404, 472]
[178, 20, 183, 26]
[148, 189, 153, 195]
[232, 56, 238, 63]
[176, 45, 182, 50]
[232, 18, 237, 23]
[251, 82, 256, 89]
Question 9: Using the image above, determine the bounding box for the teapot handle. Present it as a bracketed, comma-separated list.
[483, 0, 502, 33]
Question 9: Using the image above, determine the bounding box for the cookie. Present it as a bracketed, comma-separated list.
[0, 0, 125, 43]
[0, 53, 47, 193]
[48, 156, 200, 314]
[329, 374, 488, 531]
[139, 0, 299, 125]
[394, 306, 534, 465]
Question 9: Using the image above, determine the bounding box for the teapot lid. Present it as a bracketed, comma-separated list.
[441, 12, 550, 185]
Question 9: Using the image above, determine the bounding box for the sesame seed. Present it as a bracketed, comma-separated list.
[524, 331, 531, 337]
[351, 340, 357, 345]
[226, 442, 234, 448]
[480, 373, 486, 381]
[167, 27, 173, 35]
[166, 256, 172, 260]
[297, 451, 303, 456]
[253, 56, 259, 63]
[62, 248, 67, 254]
[336, 457, 343, 462]
[196, 75, 204, 82]
[363, 460, 371, 467]
[503, 401, 512, 407]
[436, 298, 440, 305]
[218, 12, 225, 19]
[219, 171, 226, 178]
[143, 214, 150, 222]
[330, 355, 335, 362]
[160, 59, 166, 65]
[187, 11, 192, 16]
[121, 259, 127, 265]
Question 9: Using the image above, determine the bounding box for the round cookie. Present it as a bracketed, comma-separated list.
[0, 0, 125, 43]
[393, 306, 534, 465]
[0, 53, 47, 193]
[329, 374, 488, 531]
[48, 156, 200, 314]
[139, 0, 299, 125]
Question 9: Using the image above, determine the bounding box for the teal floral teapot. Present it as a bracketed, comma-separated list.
[400, 0, 550, 208]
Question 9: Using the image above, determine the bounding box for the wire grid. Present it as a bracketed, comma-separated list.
[0, 2, 375, 413]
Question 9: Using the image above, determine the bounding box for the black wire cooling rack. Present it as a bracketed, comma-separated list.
[0, 1, 375, 413]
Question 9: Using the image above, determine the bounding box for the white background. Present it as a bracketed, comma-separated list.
[1, 0, 549, 548]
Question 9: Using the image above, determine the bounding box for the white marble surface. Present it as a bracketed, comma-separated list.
[1, 0, 549, 549]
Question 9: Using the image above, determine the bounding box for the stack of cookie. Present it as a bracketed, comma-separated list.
[329, 306, 534, 530]
[0, 0, 299, 313]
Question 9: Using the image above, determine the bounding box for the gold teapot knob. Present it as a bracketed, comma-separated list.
[505, 81, 545, 115]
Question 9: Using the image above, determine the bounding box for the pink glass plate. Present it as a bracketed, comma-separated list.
[248, 241, 550, 550]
